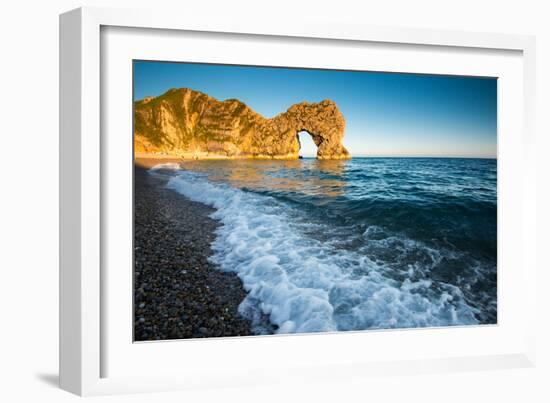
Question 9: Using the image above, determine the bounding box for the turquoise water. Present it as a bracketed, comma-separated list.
[153, 157, 497, 334]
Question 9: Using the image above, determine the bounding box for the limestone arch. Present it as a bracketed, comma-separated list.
[282, 100, 351, 160]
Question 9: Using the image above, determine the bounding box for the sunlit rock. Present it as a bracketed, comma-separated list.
[134, 88, 351, 160]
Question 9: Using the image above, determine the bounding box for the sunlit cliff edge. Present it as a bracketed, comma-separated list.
[134, 88, 351, 160]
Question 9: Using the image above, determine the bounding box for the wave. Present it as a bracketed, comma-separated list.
[149, 162, 181, 171]
[164, 169, 481, 334]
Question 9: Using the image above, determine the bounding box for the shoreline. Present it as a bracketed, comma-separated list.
[134, 156, 185, 169]
[134, 153, 495, 165]
[134, 152, 305, 162]
[133, 164, 253, 340]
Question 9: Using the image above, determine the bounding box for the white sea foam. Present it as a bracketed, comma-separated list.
[149, 162, 182, 171]
[165, 170, 480, 334]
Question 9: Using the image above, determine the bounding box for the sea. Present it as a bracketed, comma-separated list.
[150, 157, 497, 334]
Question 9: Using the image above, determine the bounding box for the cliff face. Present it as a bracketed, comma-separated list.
[134, 88, 351, 160]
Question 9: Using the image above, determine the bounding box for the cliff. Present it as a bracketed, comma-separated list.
[134, 88, 351, 160]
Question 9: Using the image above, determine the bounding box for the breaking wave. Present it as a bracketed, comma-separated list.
[164, 168, 485, 334]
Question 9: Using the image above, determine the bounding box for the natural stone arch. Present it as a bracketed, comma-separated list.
[270, 100, 351, 160]
[134, 88, 351, 160]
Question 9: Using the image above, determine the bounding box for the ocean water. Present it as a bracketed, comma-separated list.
[151, 157, 497, 334]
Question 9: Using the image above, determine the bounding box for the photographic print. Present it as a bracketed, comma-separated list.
[133, 61, 497, 341]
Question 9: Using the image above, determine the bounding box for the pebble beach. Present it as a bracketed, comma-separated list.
[133, 162, 252, 341]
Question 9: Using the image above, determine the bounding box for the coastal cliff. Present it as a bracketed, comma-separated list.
[134, 88, 351, 160]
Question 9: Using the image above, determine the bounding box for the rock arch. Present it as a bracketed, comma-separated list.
[134, 88, 351, 160]
[270, 100, 351, 160]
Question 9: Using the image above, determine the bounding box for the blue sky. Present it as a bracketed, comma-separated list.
[134, 61, 497, 158]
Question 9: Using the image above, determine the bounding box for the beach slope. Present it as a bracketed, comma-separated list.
[133, 163, 252, 340]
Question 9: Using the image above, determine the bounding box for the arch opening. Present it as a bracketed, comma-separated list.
[296, 130, 318, 159]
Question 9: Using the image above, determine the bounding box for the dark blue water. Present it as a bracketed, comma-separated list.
[156, 157, 497, 333]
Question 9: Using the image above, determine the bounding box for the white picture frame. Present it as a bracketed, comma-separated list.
[59, 6, 537, 396]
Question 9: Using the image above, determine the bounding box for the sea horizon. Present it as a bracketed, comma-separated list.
[296, 155, 497, 160]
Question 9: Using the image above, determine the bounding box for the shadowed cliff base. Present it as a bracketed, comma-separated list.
[134, 88, 351, 160]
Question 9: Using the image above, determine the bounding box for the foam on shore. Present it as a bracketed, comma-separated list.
[163, 169, 480, 334]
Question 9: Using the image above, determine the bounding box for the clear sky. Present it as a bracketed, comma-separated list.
[134, 60, 497, 158]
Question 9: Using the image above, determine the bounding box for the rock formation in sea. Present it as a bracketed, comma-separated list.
[134, 88, 351, 160]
